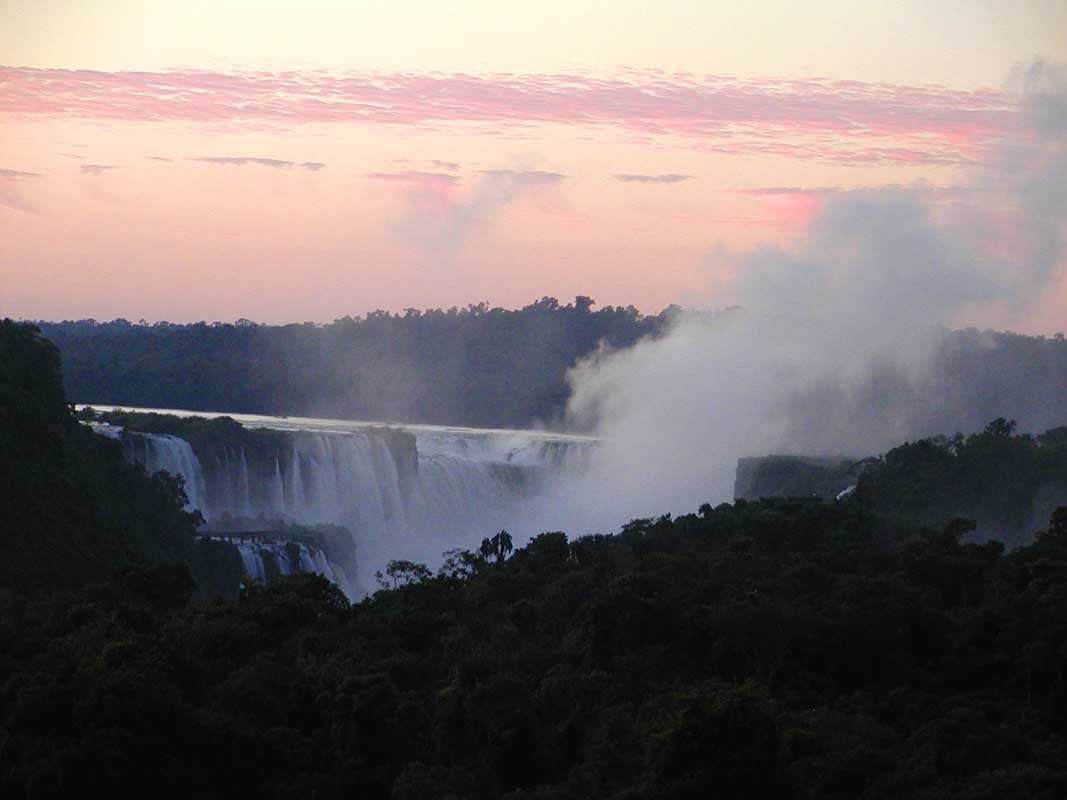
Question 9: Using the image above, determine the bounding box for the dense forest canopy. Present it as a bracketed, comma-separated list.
[3, 496, 1067, 797]
[852, 420, 1067, 545]
[35, 303, 1067, 434]
[738, 421, 1067, 546]
[3, 319, 1067, 798]
[36, 298, 671, 429]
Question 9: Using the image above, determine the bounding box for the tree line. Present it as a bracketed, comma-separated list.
[36, 298, 670, 429]
[34, 306, 1067, 436]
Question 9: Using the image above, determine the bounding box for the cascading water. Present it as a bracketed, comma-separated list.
[228, 539, 340, 586]
[89, 407, 595, 596]
[119, 430, 209, 513]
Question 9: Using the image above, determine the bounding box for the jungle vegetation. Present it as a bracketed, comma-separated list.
[36, 303, 1067, 432]
[2, 318, 1066, 798]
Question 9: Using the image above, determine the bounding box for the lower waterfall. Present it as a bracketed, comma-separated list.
[229, 539, 341, 586]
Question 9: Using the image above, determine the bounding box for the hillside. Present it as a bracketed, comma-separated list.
[0, 320, 240, 595]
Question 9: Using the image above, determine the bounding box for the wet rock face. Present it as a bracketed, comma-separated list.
[734, 456, 866, 501]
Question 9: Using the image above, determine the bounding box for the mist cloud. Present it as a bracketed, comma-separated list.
[80, 164, 118, 174]
[548, 62, 1067, 534]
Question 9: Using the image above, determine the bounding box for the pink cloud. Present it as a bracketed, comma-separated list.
[732, 187, 845, 228]
[733, 183, 980, 229]
[757, 192, 824, 228]
[0, 66, 1019, 166]
[367, 167, 567, 256]
[365, 172, 463, 229]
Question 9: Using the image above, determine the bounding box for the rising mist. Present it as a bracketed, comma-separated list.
[546, 62, 1067, 535]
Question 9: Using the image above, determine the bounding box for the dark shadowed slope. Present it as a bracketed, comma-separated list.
[0, 319, 239, 593]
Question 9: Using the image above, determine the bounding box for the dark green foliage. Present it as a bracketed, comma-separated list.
[5, 318, 1067, 797]
[39, 299, 669, 429]
[0, 320, 240, 598]
[4, 496, 1067, 798]
[735, 455, 866, 500]
[853, 418, 1067, 544]
[376, 559, 433, 589]
[479, 529, 514, 563]
[38, 317, 1067, 434]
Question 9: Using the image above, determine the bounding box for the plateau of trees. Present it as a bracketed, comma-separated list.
[37, 298, 673, 429]
[35, 306, 1067, 435]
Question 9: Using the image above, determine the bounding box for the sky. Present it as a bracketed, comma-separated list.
[2, 1, 1065, 327]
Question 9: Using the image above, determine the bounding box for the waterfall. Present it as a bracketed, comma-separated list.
[215, 446, 254, 518]
[238, 449, 252, 518]
[123, 432, 208, 512]
[237, 543, 268, 584]
[271, 458, 285, 515]
[231, 540, 340, 586]
[96, 408, 596, 595]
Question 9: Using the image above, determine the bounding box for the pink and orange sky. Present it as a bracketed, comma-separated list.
[2, 1, 1065, 326]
